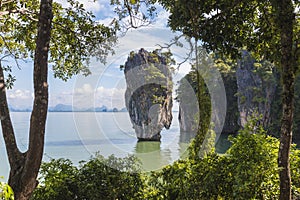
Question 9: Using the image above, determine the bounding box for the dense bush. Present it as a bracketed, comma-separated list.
[31, 154, 143, 200]
[291, 145, 300, 198]
[143, 121, 300, 200]
[144, 160, 192, 200]
[31, 122, 300, 200]
[0, 179, 14, 200]
[31, 158, 78, 200]
[76, 154, 143, 200]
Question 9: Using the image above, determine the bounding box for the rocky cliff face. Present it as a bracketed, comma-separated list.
[220, 70, 240, 134]
[123, 49, 173, 141]
[177, 71, 199, 134]
[177, 67, 239, 136]
[177, 51, 278, 136]
[236, 51, 277, 128]
[235, 52, 300, 144]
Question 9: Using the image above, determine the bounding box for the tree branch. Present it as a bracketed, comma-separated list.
[0, 34, 22, 69]
[156, 34, 194, 70]
[0, 0, 15, 8]
[113, 0, 154, 35]
[0, 61, 24, 173]
[0, 7, 38, 21]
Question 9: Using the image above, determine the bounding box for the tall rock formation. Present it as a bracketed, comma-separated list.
[177, 67, 239, 136]
[123, 49, 173, 141]
[236, 51, 277, 128]
[177, 51, 300, 145]
[177, 70, 199, 134]
[235, 52, 300, 144]
[220, 68, 240, 134]
[177, 51, 277, 135]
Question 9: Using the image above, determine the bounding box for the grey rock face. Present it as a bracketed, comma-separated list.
[236, 51, 277, 128]
[123, 49, 173, 141]
[177, 51, 277, 136]
[176, 68, 236, 137]
[176, 71, 199, 134]
[178, 99, 199, 133]
[221, 72, 239, 134]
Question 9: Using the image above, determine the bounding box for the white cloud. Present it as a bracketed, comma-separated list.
[54, 83, 125, 109]
[151, 8, 170, 28]
[74, 83, 94, 95]
[8, 89, 32, 100]
[7, 89, 33, 109]
[54, 0, 106, 12]
[5, 84, 126, 110]
[96, 86, 125, 99]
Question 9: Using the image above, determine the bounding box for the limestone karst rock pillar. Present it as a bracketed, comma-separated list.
[123, 49, 173, 141]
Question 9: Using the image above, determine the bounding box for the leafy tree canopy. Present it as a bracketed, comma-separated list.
[111, 0, 157, 31]
[0, 0, 117, 81]
[158, 0, 299, 64]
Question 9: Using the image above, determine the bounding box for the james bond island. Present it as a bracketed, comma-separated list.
[122, 49, 173, 141]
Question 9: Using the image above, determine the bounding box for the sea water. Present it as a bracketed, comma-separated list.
[0, 112, 230, 180]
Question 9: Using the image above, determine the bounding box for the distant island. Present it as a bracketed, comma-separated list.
[9, 104, 128, 112]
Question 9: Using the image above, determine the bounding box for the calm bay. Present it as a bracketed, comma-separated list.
[0, 112, 229, 180]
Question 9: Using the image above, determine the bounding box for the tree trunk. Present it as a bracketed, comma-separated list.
[190, 43, 211, 160]
[1, 1, 53, 199]
[277, 0, 295, 199]
[0, 63, 26, 198]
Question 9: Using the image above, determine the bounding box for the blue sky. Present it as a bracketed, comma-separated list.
[6, 0, 191, 110]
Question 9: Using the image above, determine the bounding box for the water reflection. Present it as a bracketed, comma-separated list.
[133, 131, 198, 172]
[134, 141, 171, 172]
[131, 111, 182, 172]
[179, 131, 197, 143]
[215, 133, 233, 154]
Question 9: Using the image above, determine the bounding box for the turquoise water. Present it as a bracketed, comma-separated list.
[0, 112, 230, 179]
